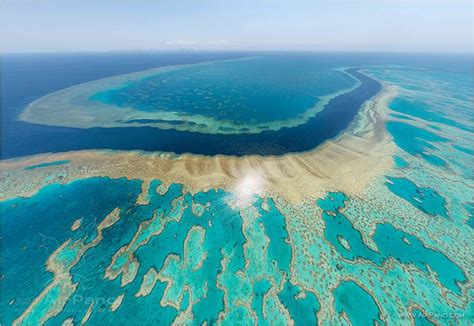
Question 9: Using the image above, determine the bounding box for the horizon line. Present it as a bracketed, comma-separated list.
[2, 48, 473, 56]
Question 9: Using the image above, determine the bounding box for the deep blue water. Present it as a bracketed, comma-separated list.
[2, 51, 471, 158]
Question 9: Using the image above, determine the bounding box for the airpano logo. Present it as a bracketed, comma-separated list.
[71, 294, 116, 306]
[397, 310, 466, 321]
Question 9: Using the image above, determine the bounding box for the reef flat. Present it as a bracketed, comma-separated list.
[1, 59, 473, 325]
[1, 82, 394, 203]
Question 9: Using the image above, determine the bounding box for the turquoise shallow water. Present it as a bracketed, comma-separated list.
[333, 280, 382, 325]
[387, 121, 449, 166]
[393, 155, 409, 168]
[2, 174, 471, 324]
[1, 177, 142, 323]
[2, 60, 474, 324]
[318, 192, 465, 294]
[0, 178, 322, 324]
[385, 177, 448, 218]
[388, 97, 473, 133]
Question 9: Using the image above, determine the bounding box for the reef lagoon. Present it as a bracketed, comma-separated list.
[1, 52, 473, 325]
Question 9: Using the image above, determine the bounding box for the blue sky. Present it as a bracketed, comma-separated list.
[1, 0, 472, 53]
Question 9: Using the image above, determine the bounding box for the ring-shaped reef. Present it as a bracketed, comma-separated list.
[20, 56, 381, 156]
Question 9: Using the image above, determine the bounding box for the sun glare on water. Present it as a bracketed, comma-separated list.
[228, 171, 265, 208]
